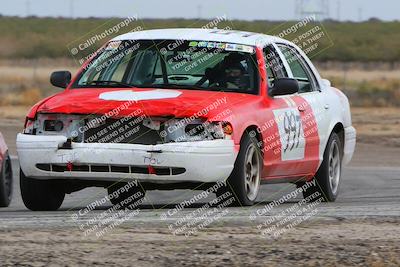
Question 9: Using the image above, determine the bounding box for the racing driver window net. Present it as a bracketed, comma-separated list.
[73, 40, 259, 94]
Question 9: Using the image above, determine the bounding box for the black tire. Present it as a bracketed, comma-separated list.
[20, 169, 65, 211]
[302, 132, 342, 202]
[107, 182, 146, 209]
[0, 152, 13, 207]
[218, 134, 262, 206]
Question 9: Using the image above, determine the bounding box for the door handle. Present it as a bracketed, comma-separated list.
[298, 106, 305, 112]
[324, 104, 330, 110]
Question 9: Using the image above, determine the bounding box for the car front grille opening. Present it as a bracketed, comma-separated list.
[83, 118, 164, 145]
[36, 163, 185, 176]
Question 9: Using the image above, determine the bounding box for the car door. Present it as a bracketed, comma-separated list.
[276, 44, 328, 175]
[262, 44, 321, 178]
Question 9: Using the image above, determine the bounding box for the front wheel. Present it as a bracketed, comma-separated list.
[20, 169, 65, 211]
[302, 132, 342, 202]
[0, 152, 13, 207]
[218, 134, 262, 206]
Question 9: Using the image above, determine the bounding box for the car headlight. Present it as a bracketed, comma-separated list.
[23, 114, 232, 144]
[164, 118, 229, 142]
[23, 118, 36, 134]
[43, 120, 64, 132]
[27, 114, 85, 141]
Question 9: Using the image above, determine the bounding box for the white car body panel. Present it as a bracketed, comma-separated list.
[17, 134, 237, 183]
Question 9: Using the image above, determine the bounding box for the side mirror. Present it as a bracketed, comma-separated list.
[269, 78, 299, 97]
[321, 79, 331, 87]
[50, 71, 71, 89]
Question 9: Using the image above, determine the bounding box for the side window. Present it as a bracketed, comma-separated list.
[263, 45, 288, 89]
[278, 45, 317, 93]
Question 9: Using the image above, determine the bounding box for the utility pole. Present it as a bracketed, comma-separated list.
[69, 0, 74, 19]
[295, 0, 302, 20]
[197, 5, 202, 19]
[323, 0, 330, 20]
[26, 0, 31, 17]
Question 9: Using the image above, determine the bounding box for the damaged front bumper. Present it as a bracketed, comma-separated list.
[16, 133, 237, 183]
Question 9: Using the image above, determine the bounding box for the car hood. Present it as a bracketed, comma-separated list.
[36, 88, 261, 120]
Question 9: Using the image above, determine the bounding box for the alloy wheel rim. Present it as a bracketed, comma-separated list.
[244, 144, 261, 201]
[328, 141, 341, 195]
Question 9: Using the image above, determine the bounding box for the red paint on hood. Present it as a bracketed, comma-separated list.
[36, 88, 263, 121]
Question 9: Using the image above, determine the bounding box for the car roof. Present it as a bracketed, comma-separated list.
[112, 28, 290, 47]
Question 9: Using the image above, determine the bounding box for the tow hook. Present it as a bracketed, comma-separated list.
[59, 138, 72, 149]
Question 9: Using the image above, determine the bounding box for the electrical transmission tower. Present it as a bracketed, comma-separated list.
[295, 0, 330, 21]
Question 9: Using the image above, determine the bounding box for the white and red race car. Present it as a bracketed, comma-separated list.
[0, 131, 12, 207]
[17, 29, 356, 211]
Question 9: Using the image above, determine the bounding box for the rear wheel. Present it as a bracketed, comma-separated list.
[0, 152, 13, 207]
[218, 134, 261, 206]
[301, 133, 342, 202]
[20, 169, 65, 211]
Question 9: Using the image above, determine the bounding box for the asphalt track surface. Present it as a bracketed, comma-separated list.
[1, 155, 399, 229]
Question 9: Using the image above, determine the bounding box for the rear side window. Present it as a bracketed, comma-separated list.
[278, 45, 317, 93]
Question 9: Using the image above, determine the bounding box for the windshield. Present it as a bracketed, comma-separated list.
[72, 40, 259, 94]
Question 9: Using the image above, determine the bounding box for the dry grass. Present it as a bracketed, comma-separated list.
[318, 67, 400, 107]
[0, 88, 43, 106]
[0, 59, 399, 107]
[0, 59, 77, 107]
[0, 105, 30, 120]
[320, 69, 400, 82]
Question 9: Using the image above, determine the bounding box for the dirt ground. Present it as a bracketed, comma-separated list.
[0, 218, 399, 267]
[351, 107, 400, 147]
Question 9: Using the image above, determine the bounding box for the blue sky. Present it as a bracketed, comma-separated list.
[1, 0, 399, 21]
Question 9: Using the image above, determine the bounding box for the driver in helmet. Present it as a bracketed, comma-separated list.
[209, 54, 247, 89]
[224, 62, 246, 89]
